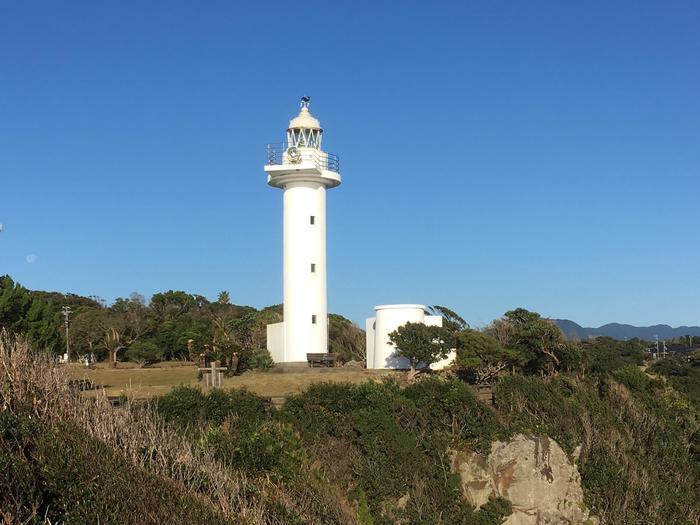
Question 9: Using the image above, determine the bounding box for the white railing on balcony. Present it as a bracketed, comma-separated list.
[266, 143, 340, 173]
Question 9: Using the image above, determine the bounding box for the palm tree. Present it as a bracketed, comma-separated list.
[103, 326, 123, 368]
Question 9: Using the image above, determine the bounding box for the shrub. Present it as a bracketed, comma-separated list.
[203, 419, 302, 477]
[402, 376, 506, 453]
[247, 348, 274, 370]
[156, 385, 269, 429]
[651, 358, 700, 407]
[611, 365, 650, 393]
[282, 378, 512, 524]
[580, 337, 645, 375]
[125, 339, 163, 367]
[155, 385, 206, 428]
[471, 497, 513, 525]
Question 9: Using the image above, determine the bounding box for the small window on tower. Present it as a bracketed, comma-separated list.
[310, 215, 315, 225]
[310, 263, 316, 273]
[312, 315, 317, 324]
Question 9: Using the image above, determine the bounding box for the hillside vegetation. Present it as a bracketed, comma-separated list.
[1, 277, 699, 524]
[0, 335, 356, 524]
[2, 333, 699, 524]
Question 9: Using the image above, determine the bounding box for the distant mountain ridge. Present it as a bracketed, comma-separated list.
[554, 319, 700, 341]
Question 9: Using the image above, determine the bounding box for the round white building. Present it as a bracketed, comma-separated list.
[265, 98, 341, 363]
[365, 304, 455, 370]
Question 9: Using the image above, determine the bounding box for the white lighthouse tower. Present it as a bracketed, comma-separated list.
[265, 98, 341, 364]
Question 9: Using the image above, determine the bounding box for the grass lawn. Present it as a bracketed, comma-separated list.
[66, 362, 398, 399]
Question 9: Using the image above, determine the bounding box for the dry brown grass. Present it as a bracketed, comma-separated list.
[66, 362, 200, 398]
[1, 334, 358, 524]
[66, 362, 399, 399]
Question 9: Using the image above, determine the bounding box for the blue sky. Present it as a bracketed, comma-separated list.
[1, 1, 698, 327]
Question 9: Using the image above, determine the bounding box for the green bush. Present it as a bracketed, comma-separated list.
[651, 358, 700, 407]
[203, 419, 302, 477]
[125, 339, 163, 367]
[402, 376, 506, 453]
[611, 365, 650, 393]
[156, 385, 269, 429]
[155, 386, 303, 478]
[247, 348, 274, 370]
[155, 384, 206, 428]
[471, 497, 513, 525]
[281, 378, 511, 525]
[580, 337, 645, 375]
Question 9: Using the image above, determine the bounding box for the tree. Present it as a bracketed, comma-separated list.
[579, 337, 644, 375]
[217, 291, 230, 305]
[125, 339, 163, 367]
[211, 314, 240, 371]
[0, 275, 31, 332]
[388, 322, 449, 379]
[72, 309, 107, 360]
[150, 291, 197, 322]
[455, 330, 522, 384]
[428, 305, 468, 333]
[484, 318, 515, 347]
[502, 308, 564, 375]
[328, 314, 365, 363]
[24, 298, 61, 354]
[112, 293, 150, 343]
[0, 276, 63, 354]
[102, 325, 124, 368]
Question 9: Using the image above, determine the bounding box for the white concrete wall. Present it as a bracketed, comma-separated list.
[429, 349, 456, 370]
[266, 322, 285, 364]
[283, 181, 327, 361]
[424, 315, 443, 327]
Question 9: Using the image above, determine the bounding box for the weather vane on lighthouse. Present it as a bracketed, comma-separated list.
[263, 98, 342, 364]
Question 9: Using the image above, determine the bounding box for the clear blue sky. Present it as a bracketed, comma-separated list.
[1, 1, 698, 328]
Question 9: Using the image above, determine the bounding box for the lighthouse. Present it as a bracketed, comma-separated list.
[265, 98, 341, 364]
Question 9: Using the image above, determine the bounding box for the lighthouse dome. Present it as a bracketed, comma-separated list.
[287, 97, 322, 149]
[288, 106, 321, 131]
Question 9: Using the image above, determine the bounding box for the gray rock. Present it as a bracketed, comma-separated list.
[450, 434, 598, 525]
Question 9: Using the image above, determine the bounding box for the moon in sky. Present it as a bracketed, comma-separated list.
[26, 254, 37, 264]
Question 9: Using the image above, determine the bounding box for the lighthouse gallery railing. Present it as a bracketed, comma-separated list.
[266, 143, 340, 173]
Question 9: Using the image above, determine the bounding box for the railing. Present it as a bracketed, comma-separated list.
[266, 142, 340, 173]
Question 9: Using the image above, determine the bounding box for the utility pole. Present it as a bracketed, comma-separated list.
[61, 306, 72, 362]
[654, 335, 659, 360]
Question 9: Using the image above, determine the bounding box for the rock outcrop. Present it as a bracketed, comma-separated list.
[451, 434, 598, 525]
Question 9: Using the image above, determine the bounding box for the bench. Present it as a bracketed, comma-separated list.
[306, 353, 337, 368]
